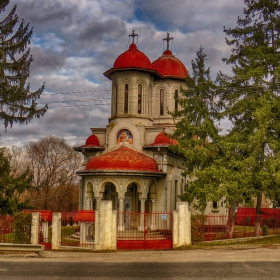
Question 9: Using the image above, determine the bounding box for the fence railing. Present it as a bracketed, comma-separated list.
[60, 211, 95, 248]
[117, 211, 173, 240]
[195, 213, 280, 242]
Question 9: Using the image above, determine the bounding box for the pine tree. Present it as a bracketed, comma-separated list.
[0, 0, 47, 130]
[170, 47, 220, 210]
[221, 0, 280, 235]
[0, 148, 33, 215]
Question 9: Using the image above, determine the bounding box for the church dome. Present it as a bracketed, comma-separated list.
[86, 146, 160, 172]
[113, 43, 152, 70]
[85, 134, 100, 146]
[152, 49, 188, 79]
[154, 132, 178, 145]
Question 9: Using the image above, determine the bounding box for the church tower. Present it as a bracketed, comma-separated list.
[74, 32, 189, 214]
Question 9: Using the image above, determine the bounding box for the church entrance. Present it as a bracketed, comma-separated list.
[116, 211, 173, 250]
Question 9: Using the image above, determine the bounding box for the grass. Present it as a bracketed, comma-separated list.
[188, 235, 280, 249]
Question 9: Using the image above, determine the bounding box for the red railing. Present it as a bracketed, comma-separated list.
[199, 211, 280, 241]
[60, 211, 95, 247]
[117, 211, 173, 250]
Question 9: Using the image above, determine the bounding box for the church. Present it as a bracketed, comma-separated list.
[74, 32, 226, 218]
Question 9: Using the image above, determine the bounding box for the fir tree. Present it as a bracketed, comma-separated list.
[0, 148, 33, 215]
[170, 47, 220, 210]
[221, 0, 280, 235]
[0, 0, 47, 130]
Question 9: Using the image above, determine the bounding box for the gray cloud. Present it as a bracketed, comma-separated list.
[1, 0, 246, 148]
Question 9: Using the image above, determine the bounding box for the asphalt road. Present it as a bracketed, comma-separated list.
[0, 246, 280, 279]
[0, 261, 279, 279]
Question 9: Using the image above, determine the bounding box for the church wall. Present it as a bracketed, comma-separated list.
[110, 71, 154, 119]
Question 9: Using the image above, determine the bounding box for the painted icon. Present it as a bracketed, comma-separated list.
[116, 129, 133, 145]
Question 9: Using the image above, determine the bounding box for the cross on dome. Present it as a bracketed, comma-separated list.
[129, 30, 138, 43]
[163, 32, 173, 50]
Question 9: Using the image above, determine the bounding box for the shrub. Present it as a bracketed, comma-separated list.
[191, 215, 208, 243]
[14, 213, 32, 244]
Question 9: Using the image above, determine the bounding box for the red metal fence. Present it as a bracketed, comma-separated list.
[0, 216, 14, 243]
[60, 211, 95, 248]
[117, 211, 173, 250]
[199, 211, 280, 241]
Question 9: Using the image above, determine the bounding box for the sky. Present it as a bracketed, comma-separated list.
[0, 0, 246, 148]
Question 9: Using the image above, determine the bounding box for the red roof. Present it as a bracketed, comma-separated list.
[148, 132, 178, 146]
[74, 210, 95, 222]
[86, 146, 160, 172]
[85, 134, 100, 146]
[152, 49, 188, 79]
[113, 43, 152, 70]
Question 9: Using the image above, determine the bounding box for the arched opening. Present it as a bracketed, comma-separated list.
[124, 83, 128, 113]
[160, 89, 164, 115]
[138, 84, 142, 114]
[115, 84, 118, 114]
[174, 89, 178, 112]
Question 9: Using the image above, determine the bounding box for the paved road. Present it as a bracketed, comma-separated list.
[0, 261, 279, 279]
[0, 246, 280, 279]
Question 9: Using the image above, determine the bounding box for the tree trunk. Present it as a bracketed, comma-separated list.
[226, 202, 237, 238]
[255, 193, 262, 237]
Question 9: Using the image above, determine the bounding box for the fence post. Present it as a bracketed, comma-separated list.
[31, 212, 40, 244]
[94, 200, 116, 251]
[51, 213, 61, 250]
[173, 202, 191, 248]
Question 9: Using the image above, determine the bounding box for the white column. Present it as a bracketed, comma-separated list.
[138, 199, 146, 231]
[31, 212, 40, 245]
[94, 201, 117, 251]
[150, 199, 157, 230]
[173, 202, 191, 248]
[118, 197, 124, 231]
[51, 213, 61, 250]
[42, 221, 49, 240]
[87, 198, 93, 210]
[95, 198, 102, 210]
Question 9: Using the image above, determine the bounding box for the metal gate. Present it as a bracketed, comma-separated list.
[117, 211, 173, 250]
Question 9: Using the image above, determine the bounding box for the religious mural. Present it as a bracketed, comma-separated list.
[116, 129, 133, 145]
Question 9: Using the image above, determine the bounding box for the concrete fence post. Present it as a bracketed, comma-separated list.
[51, 213, 61, 250]
[173, 202, 191, 248]
[94, 200, 117, 251]
[31, 212, 40, 245]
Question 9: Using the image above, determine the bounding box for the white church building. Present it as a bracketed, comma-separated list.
[74, 32, 226, 217]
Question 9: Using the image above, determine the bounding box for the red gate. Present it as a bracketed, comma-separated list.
[117, 211, 172, 250]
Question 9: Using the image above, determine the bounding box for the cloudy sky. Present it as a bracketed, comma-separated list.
[0, 0, 246, 148]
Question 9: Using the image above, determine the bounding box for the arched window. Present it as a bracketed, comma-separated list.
[115, 84, 118, 114]
[160, 89, 164, 115]
[174, 89, 178, 112]
[124, 84, 128, 114]
[138, 84, 142, 114]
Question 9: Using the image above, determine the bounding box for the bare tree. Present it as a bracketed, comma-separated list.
[23, 136, 82, 211]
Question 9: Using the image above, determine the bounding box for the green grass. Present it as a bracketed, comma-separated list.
[188, 235, 280, 249]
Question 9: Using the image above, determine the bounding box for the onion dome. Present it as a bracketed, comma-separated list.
[152, 49, 188, 79]
[113, 43, 152, 70]
[144, 132, 178, 148]
[73, 134, 104, 152]
[86, 146, 160, 172]
[154, 132, 178, 145]
[85, 134, 100, 146]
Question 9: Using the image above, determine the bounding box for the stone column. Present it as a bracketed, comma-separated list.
[95, 198, 102, 210]
[31, 212, 40, 245]
[173, 202, 191, 248]
[94, 200, 117, 251]
[87, 198, 93, 210]
[118, 197, 124, 231]
[138, 198, 146, 231]
[150, 199, 157, 230]
[51, 213, 61, 250]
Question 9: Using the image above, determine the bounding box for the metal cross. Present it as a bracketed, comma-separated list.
[129, 30, 138, 43]
[163, 33, 173, 50]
